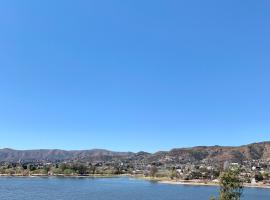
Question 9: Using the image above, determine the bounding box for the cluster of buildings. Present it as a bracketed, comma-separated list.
[0, 157, 269, 185]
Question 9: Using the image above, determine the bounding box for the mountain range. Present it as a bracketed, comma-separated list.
[0, 141, 270, 164]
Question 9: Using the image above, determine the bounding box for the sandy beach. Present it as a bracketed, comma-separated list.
[159, 179, 270, 189]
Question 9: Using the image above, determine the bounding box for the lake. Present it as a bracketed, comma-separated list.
[0, 177, 269, 200]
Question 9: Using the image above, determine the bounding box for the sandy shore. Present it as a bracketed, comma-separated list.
[159, 180, 270, 189]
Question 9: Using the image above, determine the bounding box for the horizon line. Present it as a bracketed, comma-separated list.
[1, 140, 269, 153]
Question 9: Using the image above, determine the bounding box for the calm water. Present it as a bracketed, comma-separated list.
[0, 177, 269, 200]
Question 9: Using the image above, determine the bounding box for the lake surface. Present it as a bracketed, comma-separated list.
[0, 177, 269, 200]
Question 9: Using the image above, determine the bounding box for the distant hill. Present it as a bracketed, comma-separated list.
[0, 141, 270, 163]
[0, 148, 133, 162]
[146, 141, 270, 165]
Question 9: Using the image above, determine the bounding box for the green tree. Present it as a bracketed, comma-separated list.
[90, 165, 96, 175]
[210, 168, 243, 200]
[63, 168, 74, 175]
[71, 163, 87, 175]
[170, 168, 177, 180]
[254, 172, 264, 182]
[149, 165, 158, 177]
[59, 163, 68, 172]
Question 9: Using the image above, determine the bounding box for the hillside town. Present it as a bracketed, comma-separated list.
[0, 153, 269, 187]
[0, 142, 270, 188]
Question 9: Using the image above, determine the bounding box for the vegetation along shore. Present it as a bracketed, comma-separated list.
[0, 141, 270, 190]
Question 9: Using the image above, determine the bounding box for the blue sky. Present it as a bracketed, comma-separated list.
[0, 0, 269, 152]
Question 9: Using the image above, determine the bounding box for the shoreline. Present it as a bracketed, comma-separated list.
[131, 176, 270, 189]
[0, 174, 128, 178]
[158, 180, 270, 189]
[1, 174, 270, 189]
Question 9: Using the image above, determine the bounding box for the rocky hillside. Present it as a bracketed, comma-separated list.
[0, 141, 269, 163]
[0, 148, 133, 162]
[144, 141, 270, 165]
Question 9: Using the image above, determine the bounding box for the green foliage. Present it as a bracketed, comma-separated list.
[59, 163, 68, 172]
[212, 170, 221, 178]
[219, 168, 243, 200]
[155, 170, 170, 178]
[27, 164, 36, 171]
[71, 163, 87, 175]
[90, 165, 96, 174]
[209, 196, 216, 200]
[210, 168, 243, 200]
[170, 168, 177, 179]
[63, 169, 74, 175]
[52, 167, 63, 175]
[262, 172, 269, 179]
[254, 172, 264, 182]
[31, 169, 43, 175]
[149, 165, 158, 177]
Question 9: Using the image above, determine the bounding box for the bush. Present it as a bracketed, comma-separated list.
[210, 168, 243, 200]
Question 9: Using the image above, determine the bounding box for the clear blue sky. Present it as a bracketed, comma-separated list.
[0, 1, 269, 152]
